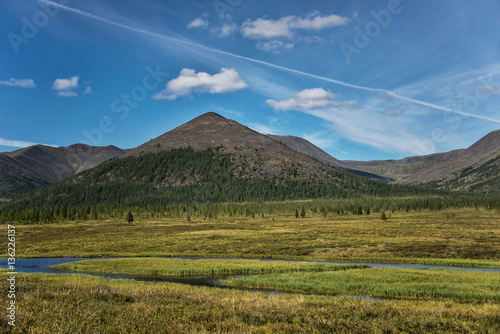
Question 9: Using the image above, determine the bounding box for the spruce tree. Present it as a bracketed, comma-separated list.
[300, 206, 306, 218]
[126, 211, 134, 223]
[381, 211, 388, 221]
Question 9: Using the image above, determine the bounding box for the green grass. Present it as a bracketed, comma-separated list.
[1, 272, 498, 333]
[52, 258, 365, 276]
[2, 209, 499, 268]
[222, 267, 500, 302]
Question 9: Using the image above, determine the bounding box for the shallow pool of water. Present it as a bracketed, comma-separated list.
[1, 257, 497, 301]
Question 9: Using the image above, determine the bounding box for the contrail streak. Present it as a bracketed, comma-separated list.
[37, 0, 500, 124]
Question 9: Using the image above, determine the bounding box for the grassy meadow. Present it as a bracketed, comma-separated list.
[3, 208, 499, 268]
[52, 258, 365, 276]
[222, 267, 500, 302]
[1, 272, 498, 333]
[1, 208, 499, 332]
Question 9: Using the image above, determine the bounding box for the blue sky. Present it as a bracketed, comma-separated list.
[1, 0, 499, 160]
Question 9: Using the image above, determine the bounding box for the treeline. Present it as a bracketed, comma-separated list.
[2, 147, 499, 224]
[1, 195, 499, 224]
[3, 147, 451, 209]
[426, 156, 500, 194]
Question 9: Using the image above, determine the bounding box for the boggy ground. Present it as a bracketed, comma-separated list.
[5, 209, 499, 268]
[0, 273, 498, 333]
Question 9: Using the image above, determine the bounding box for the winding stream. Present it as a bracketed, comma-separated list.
[2, 257, 498, 299]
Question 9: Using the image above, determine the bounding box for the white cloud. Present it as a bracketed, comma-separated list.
[256, 40, 294, 54]
[187, 17, 209, 29]
[210, 23, 237, 37]
[241, 13, 350, 40]
[153, 67, 248, 100]
[267, 88, 357, 110]
[0, 138, 58, 149]
[52, 76, 79, 90]
[57, 90, 78, 97]
[290, 14, 351, 30]
[477, 85, 500, 95]
[0, 78, 36, 88]
[241, 17, 294, 39]
[300, 35, 322, 43]
[220, 23, 237, 36]
[83, 86, 92, 95]
[52, 76, 79, 97]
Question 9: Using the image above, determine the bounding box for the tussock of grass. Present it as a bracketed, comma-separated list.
[52, 258, 365, 276]
[1, 272, 498, 333]
[223, 268, 500, 302]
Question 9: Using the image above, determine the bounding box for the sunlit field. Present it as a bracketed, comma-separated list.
[1, 272, 498, 333]
[53, 258, 365, 276]
[5, 208, 499, 268]
[222, 267, 500, 302]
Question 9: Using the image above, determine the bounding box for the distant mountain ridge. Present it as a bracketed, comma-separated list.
[267, 135, 394, 182]
[0, 144, 126, 199]
[1, 112, 498, 199]
[342, 129, 500, 193]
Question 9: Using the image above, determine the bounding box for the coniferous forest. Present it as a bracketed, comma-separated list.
[2, 147, 498, 224]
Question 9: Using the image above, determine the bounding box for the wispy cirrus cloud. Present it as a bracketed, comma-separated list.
[247, 122, 279, 135]
[153, 67, 248, 100]
[302, 131, 338, 150]
[0, 138, 58, 149]
[477, 85, 500, 95]
[0, 78, 36, 88]
[267, 88, 436, 156]
[267, 88, 357, 110]
[208, 105, 243, 118]
[35, 0, 495, 126]
[256, 40, 294, 54]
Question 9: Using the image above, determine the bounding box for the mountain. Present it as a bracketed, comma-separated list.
[342, 150, 463, 182]
[7, 113, 426, 208]
[123, 112, 345, 179]
[0, 144, 126, 199]
[2, 112, 497, 201]
[343, 129, 500, 193]
[268, 135, 394, 182]
[399, 130, 500, 184]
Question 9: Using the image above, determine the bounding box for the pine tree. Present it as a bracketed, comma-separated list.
[126, 211, 134, 223]
[300, 206, 306, 218]
[295, 209, 299, 218]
